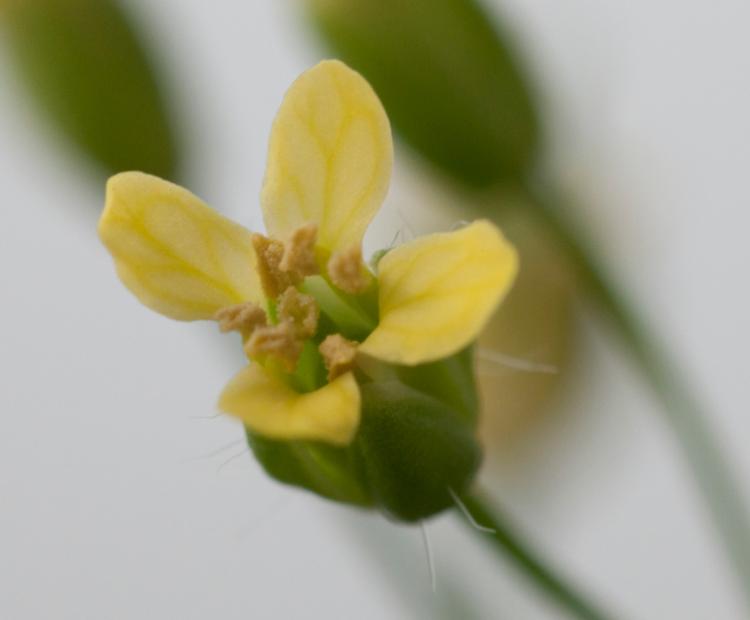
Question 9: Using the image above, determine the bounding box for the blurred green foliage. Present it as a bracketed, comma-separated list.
[304, 0, 539, 188]
[1, 0, 180, 178]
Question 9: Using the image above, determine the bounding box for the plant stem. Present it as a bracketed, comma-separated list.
[458, 490, 616, 620]
[524, 181, 750, 608]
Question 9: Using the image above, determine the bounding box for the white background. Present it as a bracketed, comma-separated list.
[1, 1, 748, 618]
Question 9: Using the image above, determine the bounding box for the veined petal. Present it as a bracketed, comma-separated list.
[99, 172, 263, 321]
[261, 60, 392, 255]
[360, 220, 518, 365]
[219, 365, 361, 446]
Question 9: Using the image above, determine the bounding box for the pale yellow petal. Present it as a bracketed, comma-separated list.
[360, 220, 518, 365]
[219, 365, 361, 446]
[261, 60, 392, 255]
[99, 172, 263, 321]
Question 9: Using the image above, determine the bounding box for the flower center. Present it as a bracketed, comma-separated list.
[214, 223, 380, 392]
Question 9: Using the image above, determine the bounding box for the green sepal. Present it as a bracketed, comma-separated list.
[396, 345, 479, 422]
[246, 431, 373, 507]
[354, 380, 481, 521]
[245, 347, 482, 522]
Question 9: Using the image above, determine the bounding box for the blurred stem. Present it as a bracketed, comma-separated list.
[524, 180, 750, 608]
[459, 489, 615, 620]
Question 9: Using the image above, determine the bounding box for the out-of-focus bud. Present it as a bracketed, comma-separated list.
[1, 0, 180, 179]
[303, 0, 539, 188]
[476, 199, 576, 449]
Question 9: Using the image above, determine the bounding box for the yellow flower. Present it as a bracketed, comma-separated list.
[98, 60, 518, 447]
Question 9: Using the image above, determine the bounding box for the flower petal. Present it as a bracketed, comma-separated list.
[99, 172, 263, 321]
[219, 365, 361, 446]
[360, 220, 518, 365]
[261, 60, 393, 255]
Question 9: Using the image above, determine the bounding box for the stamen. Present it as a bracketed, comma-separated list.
[327, 245, 371, 294]
[252, 233, 295, 299]
[280, 223, 319, 279]
[319, 334, 358, 381]
[277, 286, 319, 339]
[214, 302, 267, 338]
[245, 322, 303, 372]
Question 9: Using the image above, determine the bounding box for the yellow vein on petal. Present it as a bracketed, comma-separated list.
[124, 209, 246, 302]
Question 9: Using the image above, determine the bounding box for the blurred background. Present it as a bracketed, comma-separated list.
[1, 1, 748, 618]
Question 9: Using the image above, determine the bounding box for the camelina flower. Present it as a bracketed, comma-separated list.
[98, 60, 518, 520]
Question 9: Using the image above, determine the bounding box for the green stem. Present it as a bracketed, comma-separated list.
[524, 181, 750, 608]
[458, 490, 616, 620]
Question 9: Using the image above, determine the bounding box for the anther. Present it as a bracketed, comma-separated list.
[214, 302, 267, 339]
[245, 322, 303, 373]
[280, 223, 319, 279]
[252, 233, 295, 299]
[319, 334, 358, 381]
[327, 245, 371, 294]
[277, 286, 319, 339]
